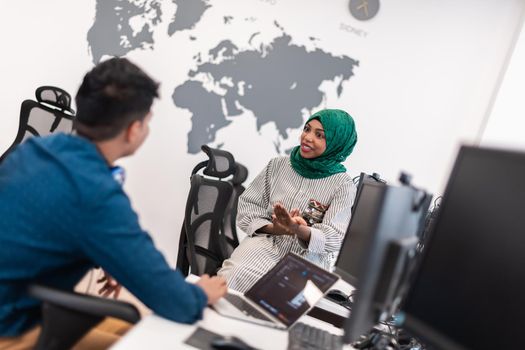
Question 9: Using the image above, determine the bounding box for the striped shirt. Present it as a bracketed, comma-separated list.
[218, 156, 356, 292]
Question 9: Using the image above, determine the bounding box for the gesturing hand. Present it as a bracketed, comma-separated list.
[272, 203, 311, 242]
[289, 208, 308, 227]
[272, 203, 300, 236]
[97, 270, 122, 299]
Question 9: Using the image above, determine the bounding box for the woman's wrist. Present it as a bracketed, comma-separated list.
[287, 222, 300, 236]
[294, 225, 311, 242]
[256, 224, 274, 234]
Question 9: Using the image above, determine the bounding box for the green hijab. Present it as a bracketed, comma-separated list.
[290, 109, 357, 179]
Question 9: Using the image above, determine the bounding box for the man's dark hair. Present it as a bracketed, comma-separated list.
[74, 57, 159, 141]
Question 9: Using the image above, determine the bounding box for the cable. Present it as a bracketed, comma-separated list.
[431, 196, 442, 210]
[373, 316, 427, 350]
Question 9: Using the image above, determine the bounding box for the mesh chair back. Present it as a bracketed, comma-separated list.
[177, 146, 246, 276]
[184, 176, 233, 275]
[222, 163, 249, 255]
[0, 86, 75, 162]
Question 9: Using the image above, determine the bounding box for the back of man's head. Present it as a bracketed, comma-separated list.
[74, 57, 159, 141]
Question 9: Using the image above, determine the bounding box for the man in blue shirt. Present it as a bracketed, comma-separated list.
[0, 58, 227, 348]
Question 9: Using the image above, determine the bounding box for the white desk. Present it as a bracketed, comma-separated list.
[111, 309, 351, 349]
[112, 279, 355, 349]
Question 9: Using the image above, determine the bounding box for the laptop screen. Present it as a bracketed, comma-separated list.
[245, 253, 339, 327]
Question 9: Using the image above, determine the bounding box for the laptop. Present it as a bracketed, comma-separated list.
[212, 252, 339, 329]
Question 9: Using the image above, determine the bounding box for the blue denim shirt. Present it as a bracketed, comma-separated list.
[0, 134, 206, 336]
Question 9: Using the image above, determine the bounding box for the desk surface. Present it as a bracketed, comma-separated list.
[111, 278, 355, 349]
[112, 309, 351, 350]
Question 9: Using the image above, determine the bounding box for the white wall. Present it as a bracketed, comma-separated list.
[1, 1, 524, 266]
[481, 21, 525, 150]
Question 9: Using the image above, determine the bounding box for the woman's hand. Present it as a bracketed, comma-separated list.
[289, 208, 308, 226]
[272, 203, 298, 236]
[257, 204, 311, 242]
[272, 203, 312, 242]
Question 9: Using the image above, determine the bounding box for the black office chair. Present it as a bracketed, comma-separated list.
[222, 162, 248, 255]
[176, 145, 247, 276]
[28, 284, 140, 350]
[0, 86, 75, 162]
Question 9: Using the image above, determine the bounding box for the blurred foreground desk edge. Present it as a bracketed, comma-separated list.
[111, 277, 353, 350]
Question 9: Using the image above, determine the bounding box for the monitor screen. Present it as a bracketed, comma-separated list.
[401, 146, 525, 350]
[351, 173, 386, 211]
[335, 181, 386, 286]
[343, 184, 430, 343]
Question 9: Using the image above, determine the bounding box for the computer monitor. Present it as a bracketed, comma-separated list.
[342, 183, 431, 343]
[351, 172, 386, 210]
[401, 146, 525, 350]
[334, 180, 387, 286]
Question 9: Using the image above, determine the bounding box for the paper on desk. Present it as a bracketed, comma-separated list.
[303, 280, 323, 306]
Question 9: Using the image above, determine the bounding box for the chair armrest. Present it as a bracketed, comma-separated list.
[28, 284, 141, 324]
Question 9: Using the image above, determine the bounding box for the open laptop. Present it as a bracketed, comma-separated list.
[212, 253, 339, 329]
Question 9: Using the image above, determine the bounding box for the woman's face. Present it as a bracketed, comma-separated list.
[300, 119, 327, 159]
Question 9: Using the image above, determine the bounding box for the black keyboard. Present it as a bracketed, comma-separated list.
[224, 293, 273, 322]
[288, 322, 343, 350]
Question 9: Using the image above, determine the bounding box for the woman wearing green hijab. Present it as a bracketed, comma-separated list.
[218, 109, 358, 293]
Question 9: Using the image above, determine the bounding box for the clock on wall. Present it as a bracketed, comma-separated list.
[349, 0, 380, 21]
